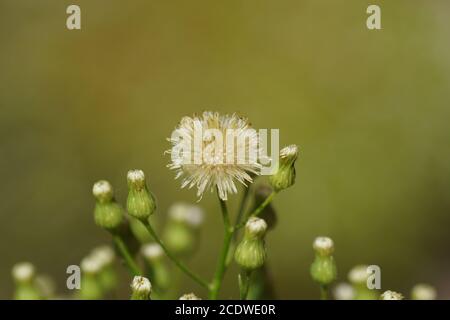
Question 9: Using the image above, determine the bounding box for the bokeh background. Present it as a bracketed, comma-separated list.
[1, 0, 449, 299]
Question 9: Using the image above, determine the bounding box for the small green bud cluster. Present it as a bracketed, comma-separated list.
[269, 145, 299, 192]
[310, 237, 337, 287]
[93, 180, 124, 232]
[130, 276, 152, 300]
[234, 217, 268, 271]
[126, 170, 156, 221]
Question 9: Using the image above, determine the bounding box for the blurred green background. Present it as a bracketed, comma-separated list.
[1, 0, 449, 299]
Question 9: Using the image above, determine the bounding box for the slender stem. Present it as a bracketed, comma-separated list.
[140, 220, 209, 289]
[320, 285, 328, 300]
[112, 235, 142, 276]
[234, 186, 251, 229]
[209, 196, 234, 299]
[239, 270, 251, 300]
[237, 191, 277, 229]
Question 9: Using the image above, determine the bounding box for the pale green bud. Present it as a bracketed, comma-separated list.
[91, 246, 117, 292]
[126, 170, 156, 221]
[93, 181, 124, 232]
[411, 283, 437, 300]
[380, 290, 404, 300]
[78, 256, 103, 300]
[141, 243, 170, 291]
[348, 265, 378, 300]
[269, 145, 299, 191]
[179, 293, 201, 300]
[12, 262, 41, 300]
[234, 217, 267, 271]
[130, 276, 152, 300]
[163, 203, 204, 256]
[310, 237, 337, 286]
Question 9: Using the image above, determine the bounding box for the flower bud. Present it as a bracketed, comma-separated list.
[269, 145, 299, 191]
[411, 283, 437, 300]
[78, 256, 103, 300]
[163, 203, 204, 256]
[12, 262, 41, 300]
[91, 246, 118, 292]
[12, 262, 35, 284]
[126, 170, 156, 221]
[310, 237, 337, 286]
[130, 276, 152, 300]
[141, 243, 170, 291]
[234, 217, 267, 270]
[179, 292, 201, 300]
[348, 265, 378, 300]
[380, 290, 404, 300]
[93, 180, 124, 232]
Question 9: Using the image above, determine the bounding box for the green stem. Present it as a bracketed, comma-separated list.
[237, 191, 277, 229]
[234, 186, 251, 229]
[320, 285, 328, 300]
[112, 235, 142, 276]
[239, 270, 251, 300]
[209, 196, 234, 299]
[140, 220, 209, 289]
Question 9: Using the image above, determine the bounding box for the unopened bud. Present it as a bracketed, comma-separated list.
[380, 290, 404, 300]
[411, 283, 437, 300]
[12, 262, 35, 283]
[234, 218, 267, 270]
[179, 293, 201, 300]
[310, 236, 337, 286]
[269, 145, 299, 191]
[126, 170, 156, 221]
[93, 180, 124, 232]
[130, 276, 152, 300]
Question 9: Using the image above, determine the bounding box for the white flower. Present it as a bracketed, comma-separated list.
[91, 245, 115, 267]
[141, 243, 164, 261]
[167, 111, 261, 201]
[381, 290, 404, 300]
[80, 256, 102, 274]
[348, 265, 369, 284]
[313, 236, 334, 255]
[131, 276, 152, 294]
[246, 217, 268, 237]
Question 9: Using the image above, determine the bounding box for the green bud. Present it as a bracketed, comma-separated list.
[348, 265, 378, 300]
[126, 170, 156, 221]
[380, 290, 404, 300]
[93, 181, 124, 232]
[129, 217, 154, 243]
[141, 243, 170, 291]
[411, 283, 437, 300]
[234, 217, 267, 271]
[91, 246, 118, 292]
[310, 237, 337, 286]
[269, 145, 299, 192]
[12, 262, 41, 300]
[130, 276, 152, 300]
[78, 256, 103, 300]
[163, 203, 204, 256]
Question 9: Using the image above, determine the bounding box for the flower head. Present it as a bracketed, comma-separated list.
[12, 262, 35, 283]
[130, 276, 152, 300]
[167, 111, 261, 201]
[313, 236, 334, 256]
[179, 292, 201, 300]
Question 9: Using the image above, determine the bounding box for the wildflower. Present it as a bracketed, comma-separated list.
[12, 262, 41, 300]
[234, 217, 267, 270]
[380, 290, 404, 300]
[126, 169, 156, 221]
[130, 276, 152, 300]
[310, 237, 337, 289]
[92, 180, 124, 232]
[333, 283, 355, 300]
[163, 202, 204, 256]
[167, 111, 261, 201]
[348, 265, 378, 300]
[269, 145, 299, 192]
[141, 243, 170, 291]
[411, 283, 437, 300]
[179, 293, 202, 300]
